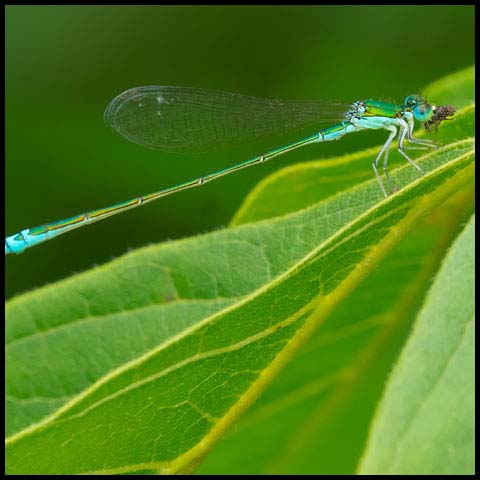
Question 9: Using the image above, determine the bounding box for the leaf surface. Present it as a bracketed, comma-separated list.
[359, 215, 475, 475]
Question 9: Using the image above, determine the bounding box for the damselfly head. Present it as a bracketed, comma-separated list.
[424, 104, 456, 131]
[404, 94, 434, 122]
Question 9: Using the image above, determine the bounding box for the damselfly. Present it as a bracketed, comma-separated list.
[5, 86, 454, 255]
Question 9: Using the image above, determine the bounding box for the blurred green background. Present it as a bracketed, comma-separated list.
[5, 5, 474, 298]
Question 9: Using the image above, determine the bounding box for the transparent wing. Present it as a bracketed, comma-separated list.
[104, 86, 351, 153]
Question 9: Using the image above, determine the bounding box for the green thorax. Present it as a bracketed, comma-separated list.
[362, 100, 404, 119]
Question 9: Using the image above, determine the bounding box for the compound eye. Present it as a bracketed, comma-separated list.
[413, 103, 433, 122]
[404, 94, 422, 107]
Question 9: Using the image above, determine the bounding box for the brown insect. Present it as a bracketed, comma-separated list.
[424, 105, 456, 131]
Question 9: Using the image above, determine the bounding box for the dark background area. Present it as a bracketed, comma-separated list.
[6, 5, 474, 298]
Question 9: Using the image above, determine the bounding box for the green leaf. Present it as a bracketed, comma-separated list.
[197, 192, 474, 475]
[5, 67, 475, 474]
[358, 214, 475, 475]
